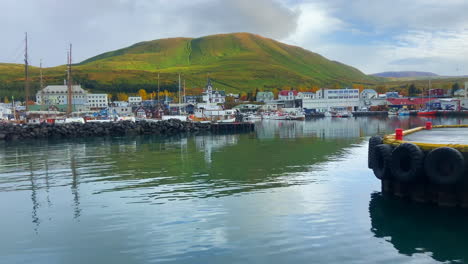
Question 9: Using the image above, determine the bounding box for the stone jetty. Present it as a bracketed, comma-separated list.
[0, 120, 215, 141]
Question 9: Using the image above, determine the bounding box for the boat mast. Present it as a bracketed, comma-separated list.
[67, 44, 73, 115]
[157, 71, 160, 105]
[24, 32, 30, 111]
[178, 73, 181, 114]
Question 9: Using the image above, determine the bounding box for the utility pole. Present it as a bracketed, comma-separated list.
[24, 32, 30, 112]
[67, 44, 73, 115]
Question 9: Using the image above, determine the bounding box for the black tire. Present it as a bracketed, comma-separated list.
[390, 143, 424, 182]
[424, 147, 465, 185]
[369, 136, 383, 169]
[372, 144, 393, 180]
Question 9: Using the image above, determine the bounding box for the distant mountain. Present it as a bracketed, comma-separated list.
[371, 71, 439, 78]
[0, 32, 379, 98]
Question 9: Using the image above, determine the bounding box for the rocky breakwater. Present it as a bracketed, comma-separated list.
[0, 120, 212, 141]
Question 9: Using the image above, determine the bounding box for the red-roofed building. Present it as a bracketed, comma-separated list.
[387, 97, 436, 109]
[279, 90, 299, 100]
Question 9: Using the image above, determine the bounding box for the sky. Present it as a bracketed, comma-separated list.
[1, 0, 468, 75]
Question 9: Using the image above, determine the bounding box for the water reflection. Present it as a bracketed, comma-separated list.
[369, 193, 468, 263]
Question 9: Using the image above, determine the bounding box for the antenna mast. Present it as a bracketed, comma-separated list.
[67, 44, 73, 115]
[24, 32, 30, 111]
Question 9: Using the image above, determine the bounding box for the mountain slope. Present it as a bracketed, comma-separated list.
[0, 33, 378, 98]
[372, 71, 439, 78]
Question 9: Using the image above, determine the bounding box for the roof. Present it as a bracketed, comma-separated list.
[387, 97, 436, 106]
[39, 85, 86, 94]
[257, 91, 274, 96]
[279, 90, 298, 96]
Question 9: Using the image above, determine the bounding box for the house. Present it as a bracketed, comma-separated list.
[134, 106, 152, 118]
[360, 89, 378, 99]
[109, 106, 132, 117]
[202, 79, 226, 103]
[454, 89, 466, 97]
[185, 95, 202, 104]
[279, 90, 298, 100]
[128, 96, 142, 105]
[297, 92, 315, 100]
[256, 91, 274, 102]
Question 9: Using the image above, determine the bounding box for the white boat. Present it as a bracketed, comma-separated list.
[189, 103, 237, 123]
[325, 110, 352, 118]
[161, 115, 188, 121]
[388, 109, 398, 116]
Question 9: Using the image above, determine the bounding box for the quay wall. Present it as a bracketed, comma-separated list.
[0, 120, 253, 141]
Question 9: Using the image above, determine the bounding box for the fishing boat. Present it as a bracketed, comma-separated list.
[417, 109, 437, 116]
[189, 103, 237, 123]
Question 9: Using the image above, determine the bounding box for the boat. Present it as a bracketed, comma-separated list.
[161, 115, 188, 121]
[388, 109, 398, 116]
[325, 110, 352, 118]
[417, 110, 437, 116]
[189, 103, 237, 123]
[398, 109, 410, 116]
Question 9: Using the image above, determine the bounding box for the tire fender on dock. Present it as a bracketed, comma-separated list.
[372, 144, 393, 179]
[390, 143, 424, 182]
[368, 136, 383, 169]
[424, 147, 465, 185]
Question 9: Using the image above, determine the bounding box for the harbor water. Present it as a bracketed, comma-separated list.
[1, 116, 468, 264]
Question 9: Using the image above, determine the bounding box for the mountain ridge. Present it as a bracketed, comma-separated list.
[0, 32, 379, 99]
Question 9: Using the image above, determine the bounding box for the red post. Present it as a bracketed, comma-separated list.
[426, 122, 432, 130]
[395, 128, 404, 141]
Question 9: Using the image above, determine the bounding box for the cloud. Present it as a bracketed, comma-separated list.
[0, 0, 298, 66]
[1, 0, 468, 75]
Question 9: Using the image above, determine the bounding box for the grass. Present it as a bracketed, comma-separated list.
[0, 33, 382, 99]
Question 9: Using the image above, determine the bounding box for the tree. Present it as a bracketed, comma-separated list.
[117, 93, 129, 101]
[272, 88, 279, 99]
[408, 84, 420, 97]
[240, 92, 248, 101]
[3, 96, 9, 103]
[452, 83, 460, 96]
[138, 89, 148, 100]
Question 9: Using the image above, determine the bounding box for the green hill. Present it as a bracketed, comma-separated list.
[0, 33, 379, 99]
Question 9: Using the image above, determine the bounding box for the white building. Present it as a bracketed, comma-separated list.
[279, 90, 298, 100]
[36, 85, 87, 105]
[0, 103, 12, 120]
[128, 96, 142, 105]
[36, 85, 108, 109]
[360, 89, 378, 99]
[87, 94, 108, 108]
[202, 79, 226, 104]
[303, 88, 360, 112]
[297, 92, 315, 99]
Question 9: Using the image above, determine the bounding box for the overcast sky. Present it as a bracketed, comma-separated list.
[1, 0, 468, 75]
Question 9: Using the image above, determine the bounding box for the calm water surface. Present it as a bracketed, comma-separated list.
[1, 116, 468, 264]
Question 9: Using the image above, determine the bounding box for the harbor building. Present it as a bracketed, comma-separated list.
[35, 85, 108, 109]
[303, 88, 360, 112]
